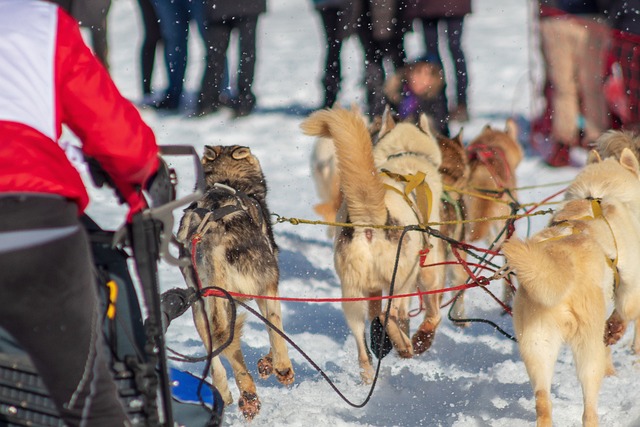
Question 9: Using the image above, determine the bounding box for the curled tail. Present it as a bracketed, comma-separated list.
[502, 238, 574, 307]
[301, 108, 387, 225]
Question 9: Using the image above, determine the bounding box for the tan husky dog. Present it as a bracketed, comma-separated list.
[503, 148, 640, 427]
[595, 130, 640, 352]
[301, 107, 445, 383]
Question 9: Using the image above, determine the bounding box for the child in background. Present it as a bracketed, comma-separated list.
[384, 55, 450, 136]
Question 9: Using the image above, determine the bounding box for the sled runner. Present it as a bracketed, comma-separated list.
[0, 146, 224, 427]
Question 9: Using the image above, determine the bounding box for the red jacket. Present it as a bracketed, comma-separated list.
[0, 0, 158, 214]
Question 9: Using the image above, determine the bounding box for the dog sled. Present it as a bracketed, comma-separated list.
[0, 146, 224, 427]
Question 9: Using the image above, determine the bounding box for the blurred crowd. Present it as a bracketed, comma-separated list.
[534, 0, 640, 167]
[56, 0, 639, 164]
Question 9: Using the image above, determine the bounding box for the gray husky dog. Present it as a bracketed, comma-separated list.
[177, 145, 294, 420]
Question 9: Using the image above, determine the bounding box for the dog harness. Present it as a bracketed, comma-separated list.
[546, 198, 620, 290]
[379, 169, 433, 227]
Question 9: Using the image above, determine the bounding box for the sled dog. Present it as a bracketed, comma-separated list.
[594, 129, 640, 162]
[301, 106, 445, 383]
[464, 119, 523, 305]
[436, 131, 471, 323]
[177, 145, 294, 420]
[503, 148, 640, 427]
[594, 129, 640, 352]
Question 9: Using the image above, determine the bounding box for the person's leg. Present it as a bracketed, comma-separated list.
[319, 7, 343, 108]
[445, 17, 469, 118]
[544, 19, 582, 146]
[197, 20, 232, 115]
[235, 15, 260, 116]
[152, 0, 190, 109]
[357, 3, 386, 117]
[137, 0, 162, 96]
[0, 196, 130, 427]
[420, 17, 442, 65]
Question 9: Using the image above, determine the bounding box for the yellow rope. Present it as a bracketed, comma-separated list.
[273, 208, 553, 230]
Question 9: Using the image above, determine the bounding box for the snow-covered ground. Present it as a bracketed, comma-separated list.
[78, 0, 640, 425]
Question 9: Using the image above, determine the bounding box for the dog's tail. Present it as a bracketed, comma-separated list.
[502, 237, 574, 307]
[301, 108, 387, 225]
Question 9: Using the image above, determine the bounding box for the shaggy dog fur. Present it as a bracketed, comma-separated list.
[503, 148, 640, 427]
[301, 107, 445, 383]
[594, 129, 640, 162]
[177, 145, 294, 420]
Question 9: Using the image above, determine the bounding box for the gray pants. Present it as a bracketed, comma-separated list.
[0, 195, 130, 427]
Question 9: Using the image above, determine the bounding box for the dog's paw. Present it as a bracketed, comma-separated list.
[604, 314, 627, 346]
[360, 365, 375, 385]
[257, 355, 273, 379]
[221, 389, 234, 406]
[274, 366, 295, 385]
[412, 329, 435, 354]
[238, 391, 261, 421]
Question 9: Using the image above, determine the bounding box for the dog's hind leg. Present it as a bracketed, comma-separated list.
[379, 297, 413, 359]
[412, 262, 445, 355]
[191, 298, 234, 405]
[572, 336, 606, 427]
[519, 329, 562, 427]
[342, 295, 374, 383]
[220, 315, 262, 421]
[255, 289, 295, 386]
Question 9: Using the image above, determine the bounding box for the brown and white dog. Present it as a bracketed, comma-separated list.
[177, 145, 294, 420]
[301, 107, 445, 383]
[436, 131, 471, 322]
[503, 148, 640, 427]
[464, 119, 523, 305]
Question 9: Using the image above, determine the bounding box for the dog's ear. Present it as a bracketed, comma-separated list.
[453, 128, 464, 147]
[232, 146, 252, 160]
[418, 113, 436, 139]
[378, 104, 396, 138]
[202, 145, 218, 164]
[619, 147, 640, 176]
[587, 149, 602, 164]
[505, 118, 519, 141]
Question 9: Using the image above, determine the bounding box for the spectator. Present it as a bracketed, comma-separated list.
[311, 0, 356, 109]
[136, 0, 163, 104]
[602, 0, 640, 130]
[0, 1, 159, 425]
[354, 0, 409, 117]
[384, 55, 450, 136]
[195, 1, 267, 118]
[152, 0, 205, 111]
[405, 0, 471, 122]
[537, 0, 610, 167]
[50, 0, 112, 70]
